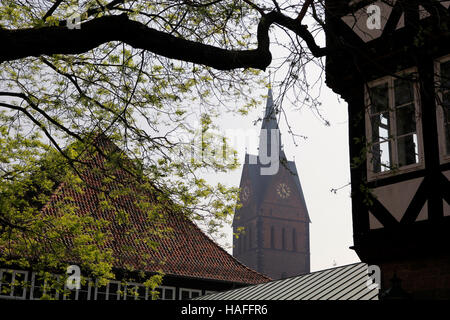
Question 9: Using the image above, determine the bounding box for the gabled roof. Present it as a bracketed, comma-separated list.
[195, 262, 379, 300]
[40, 136, 270, 285]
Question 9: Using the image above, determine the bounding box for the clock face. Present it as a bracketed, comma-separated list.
[276, 183, 291, 199]
[241, 185, 251, 203]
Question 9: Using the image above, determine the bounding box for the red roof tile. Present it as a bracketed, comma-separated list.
[41, 136, 270, 285]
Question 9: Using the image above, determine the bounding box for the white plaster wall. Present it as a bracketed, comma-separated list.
[371, 177, 425, 225]
[444, 170, 450, 217]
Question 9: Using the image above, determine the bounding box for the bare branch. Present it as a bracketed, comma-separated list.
[42, 0, 65, 21]
[297, 0, 313, 22]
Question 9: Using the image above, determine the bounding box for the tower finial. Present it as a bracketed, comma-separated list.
[268, 70, 272, 89]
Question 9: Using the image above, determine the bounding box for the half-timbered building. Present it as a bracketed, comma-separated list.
[325, 0, 450, 298]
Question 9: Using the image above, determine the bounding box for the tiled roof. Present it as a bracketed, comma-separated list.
[195, 262, 379, 300]
[40, 136, 270, 285]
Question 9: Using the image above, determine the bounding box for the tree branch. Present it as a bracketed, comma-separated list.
[0, 11, 326, 70]
[297, 0, 313, 22]
[42, 0, 65, 21]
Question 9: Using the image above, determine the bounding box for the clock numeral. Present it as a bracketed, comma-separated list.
[277, 183, 291, 199]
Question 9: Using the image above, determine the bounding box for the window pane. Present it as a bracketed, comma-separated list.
[108, 282, 121, 300]
[0, 271, 13, 296]
[32, 276, 45, 299]
[442, 70, 450, 156]
[95, 286, 108, 300]
[137, 285, 146, 300]
[446, 124, 450, 156]
[124, 285, 137, 300]
[371, 141, 392, 173]
[150, 288, 162, 300]
[164, 288, 174, 300]
[397, 134, 419, 166]
[396, 104, 416, 136]
[181, 289, 190, 300]
[191, 291, 200, 298]
[78, 282, 90, 300]
[292, 229, 297, 252]
[64, 288, 77, 300]
[371, 112, 390, 142]
[443, 92, 450, 123]
[394, 78, 414, 106]
[441, 60, 450, 89]
[369, 83, 389, 114]
[270, 227, 274, 249]
[12, 272, 26, 298]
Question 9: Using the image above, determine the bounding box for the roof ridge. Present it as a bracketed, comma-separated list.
[39, 179, 67, 213]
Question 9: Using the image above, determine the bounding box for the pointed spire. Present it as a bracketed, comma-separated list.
[259, 87, 281, 160]
[264, 87, 275, 119]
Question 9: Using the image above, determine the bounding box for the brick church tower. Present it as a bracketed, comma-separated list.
[232, 89, 311, 280]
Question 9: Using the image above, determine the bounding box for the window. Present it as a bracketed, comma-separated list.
[292, 229, 297, 252]
[248, 226, 252, 249]
[238, 235, 242, 254]
[436, 55, 450, 161]
[270, 226, 275, 249]
[93, 280, 152, 300]
[0, 269, 28, 300]
[62, 278, 92, 300]
[123, 282, 147, 300]
[366, 70, 423, 179]
[30, 272, 61, 300]
[93, 280, 122, 300]
[282, 228, 286, 250]
[243, 233, 247, 251]
[152, 286, 176, 300]
[179, 288, 202, 300]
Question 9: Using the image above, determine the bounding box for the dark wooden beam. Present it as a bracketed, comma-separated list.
[400, 177, 429, 224]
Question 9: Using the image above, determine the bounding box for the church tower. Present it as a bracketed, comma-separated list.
[232, 89, 311, 280]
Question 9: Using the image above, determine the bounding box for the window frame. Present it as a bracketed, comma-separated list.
[292, 228, 297, 252]
[179, 288, 202, 300]
[93, 279, 123, 300]
[62, 277, 93, 300]
[435, 54, 450, 164]
[30, 272, 61, 300]
[122, 282, 147, 300]
[154, 285, 176, 300]
[0, 269, 29, 300]
[270, 226, 275, 249]
[365, 68, 425, 181]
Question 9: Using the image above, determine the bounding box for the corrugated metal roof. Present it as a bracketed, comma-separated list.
[195, 262, 379, 300]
